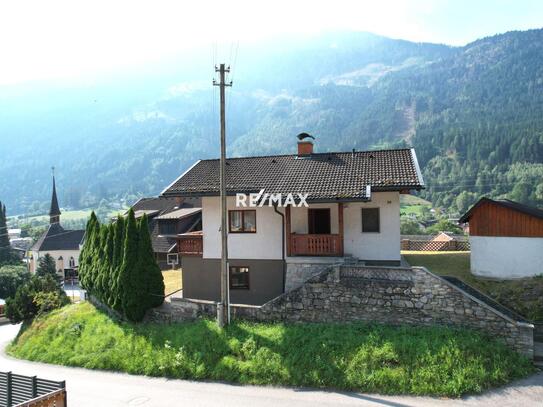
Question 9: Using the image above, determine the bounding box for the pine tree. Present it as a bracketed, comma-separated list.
[118, 209, 146, 321]
[78, 212, 98, 292]
[0, 201, 16, 266]
[109, 216, 125, 311]
[36, 254, 59, 282]
[101, 223, 115, 307]
[138, 214, 165, 308]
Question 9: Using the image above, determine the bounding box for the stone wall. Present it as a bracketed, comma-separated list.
[149, 265, 534, 358]
[284, 258, 342, 291]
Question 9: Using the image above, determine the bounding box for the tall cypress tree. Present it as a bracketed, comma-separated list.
[110, 216, 125, 311]
[102, 223, 115, 307]
[78, 212, 98, 291]
[138, 214, 165, 308]
[119, 209, 145, 321]
[0, 201, 15, 266]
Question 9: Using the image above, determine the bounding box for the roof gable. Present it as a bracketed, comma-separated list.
[162, 148, 424, 201]
[460, 197, 543, 223]
[31, 224, 85, 252]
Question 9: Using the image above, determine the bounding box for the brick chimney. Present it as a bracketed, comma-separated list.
[297, 140, 314, 156]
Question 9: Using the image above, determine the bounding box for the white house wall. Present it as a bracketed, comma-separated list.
[470, 236, 543, 279]
[202, 192, 401, 262]
[202, 196, 284, 260]
[343, 192, 401, 261]
[30, 249, 80, 273]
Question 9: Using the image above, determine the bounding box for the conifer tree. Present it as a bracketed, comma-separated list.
[138, 214, 165, 308]
[0, 201, 16, 266]
[88, 216, 102, 296]
[102, 223, 115, 307]
[36, 253, 59, 283]
[78, 212, 98, 291]
[119, 209, 146, 321]
[110, 216, 125, 311]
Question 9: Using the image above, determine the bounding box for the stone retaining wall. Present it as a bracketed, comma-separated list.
[148, 265, 534, 357]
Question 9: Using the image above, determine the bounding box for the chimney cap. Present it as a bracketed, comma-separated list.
[297, 132, 315, 142]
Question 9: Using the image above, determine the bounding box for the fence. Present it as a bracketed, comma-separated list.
[0, 372, 66, 407]
[401, 239, 470, 251]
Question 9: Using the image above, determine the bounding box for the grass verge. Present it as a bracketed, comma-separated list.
[8, 302, 533, 397]
[162, 269, 182, 296]
[403, 251, 543, 320]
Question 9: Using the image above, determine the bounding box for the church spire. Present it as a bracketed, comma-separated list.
[49, 166, 61, 224]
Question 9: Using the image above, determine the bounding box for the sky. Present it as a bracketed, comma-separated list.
[0, 0, 542, 85]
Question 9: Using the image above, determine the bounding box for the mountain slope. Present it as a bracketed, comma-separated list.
[0, 29, 542, 215]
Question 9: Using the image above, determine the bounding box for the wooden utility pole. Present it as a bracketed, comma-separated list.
[213, 64, 232, 327]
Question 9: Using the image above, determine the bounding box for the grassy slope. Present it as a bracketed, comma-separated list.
[400, 195, 432, 216]
[403, 251, 543, 321]
[8, 302, 533, 397]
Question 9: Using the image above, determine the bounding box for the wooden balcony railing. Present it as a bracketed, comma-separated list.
[178, 233, 203, 256]
[290, 234, 342, 256]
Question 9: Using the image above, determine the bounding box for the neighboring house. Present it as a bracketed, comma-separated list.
[29, 175, 85, 279]
[130, 197, 202, 269]
[162, 137, 425, 305]
[459, 197, 543, 279]
[8, 229, 21, 239]
[10, 237, 33, 259]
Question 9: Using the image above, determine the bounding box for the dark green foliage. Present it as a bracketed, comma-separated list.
[80, 209, 162, 322]
[4, 274, 69, 323]
[109, 216, 125, 311]
[9, 302, 534, 397]
[118, 209, 145, 322]
[36, 254, 60, 284]
[0, 201, 18, 266]
[425, 219, 464, 235]
[0, 265, 30, 299]
[400, 218, 425, 235]
[138, 215, 165, 309]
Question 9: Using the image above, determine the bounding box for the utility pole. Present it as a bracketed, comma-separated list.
[213, 63, 232, 327]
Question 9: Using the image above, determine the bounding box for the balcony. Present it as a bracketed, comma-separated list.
[177, 232, 203, 256]
[290, 233, 342, 257]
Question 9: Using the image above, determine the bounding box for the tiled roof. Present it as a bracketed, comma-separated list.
[460, 198, 543, 223]
[31, 223, 85, 252]
[155, 207, 202, 220]
[162, 148, 424, 202]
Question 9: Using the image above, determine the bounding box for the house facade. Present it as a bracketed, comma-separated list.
[459, 197, 543, 279]
[29, 175, 85, 279]
[129, 197, 202, 269]
[163, 138, 424, 305]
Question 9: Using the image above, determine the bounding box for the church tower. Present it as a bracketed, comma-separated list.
[49, 167, 61, 224]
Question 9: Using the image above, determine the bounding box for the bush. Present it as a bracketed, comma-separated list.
[4, 275, 69, 323]
[0, 265, 30, 299]
[79, 210, 164, 322]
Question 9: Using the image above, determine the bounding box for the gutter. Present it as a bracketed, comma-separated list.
[272, 203, 287, 293]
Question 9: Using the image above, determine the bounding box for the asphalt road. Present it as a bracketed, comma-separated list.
[1, 323, 542, 407]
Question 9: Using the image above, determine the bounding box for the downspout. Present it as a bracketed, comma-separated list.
[273, 203, 287, 293]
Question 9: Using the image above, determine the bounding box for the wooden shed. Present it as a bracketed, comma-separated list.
[459, 198, 543, 279]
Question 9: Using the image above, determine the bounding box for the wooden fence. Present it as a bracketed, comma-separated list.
[401, 239, 470, 251]
[0, 372, 66, 407]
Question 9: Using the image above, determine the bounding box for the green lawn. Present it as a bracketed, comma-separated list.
[8, 302, 533, 397]
[400, 195, 432, 217]
[403, 251, 543, 321]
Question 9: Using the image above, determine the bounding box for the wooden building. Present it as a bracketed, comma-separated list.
[459, 198, 543, 279]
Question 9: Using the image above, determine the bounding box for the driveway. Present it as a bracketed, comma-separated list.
[1, 323, 542, 407]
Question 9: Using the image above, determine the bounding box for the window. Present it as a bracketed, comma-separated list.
[362, 208, 380, 233]
[229, 210, 256, 233]
[159, 221, 177, 235]
[69, 257, 75, 268]
[230, 266, 249, 289]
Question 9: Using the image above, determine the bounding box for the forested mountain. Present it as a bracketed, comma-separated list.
[0, 29, 542, 215]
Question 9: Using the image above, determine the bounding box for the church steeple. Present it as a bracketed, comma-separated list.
[49, 167, 61, 224]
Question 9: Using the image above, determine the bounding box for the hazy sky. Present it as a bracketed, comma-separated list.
[1, 0, 542, 85]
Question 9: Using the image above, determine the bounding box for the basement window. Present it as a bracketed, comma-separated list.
[230, 266, 250, 289]
[229, 210, 256, 233]
[362, 208, 380, 233]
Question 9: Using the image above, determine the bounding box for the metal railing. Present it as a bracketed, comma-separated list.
[0, 372, 66, 407]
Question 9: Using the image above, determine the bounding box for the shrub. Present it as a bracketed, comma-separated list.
[0, 265, 30, 299]
[4, 275, 69, 323]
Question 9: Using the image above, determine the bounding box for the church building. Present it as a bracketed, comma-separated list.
[29, 174, 85, 280]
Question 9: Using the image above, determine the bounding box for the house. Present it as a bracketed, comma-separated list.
[129, 197, 202, 269]
[459, 197, 543, 279]
[29, 175, 85, 279]
[161, 137, 425, 305]
[8, 229, 21, 239]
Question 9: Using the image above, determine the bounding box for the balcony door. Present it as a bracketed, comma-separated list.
[308, 208, 331, 234]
